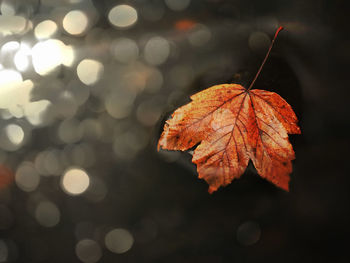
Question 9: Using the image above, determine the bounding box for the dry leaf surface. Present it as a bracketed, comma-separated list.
[158, 84, 300, 193]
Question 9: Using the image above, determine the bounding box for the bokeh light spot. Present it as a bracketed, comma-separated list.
[1, 41, 19, 53]
[43, 150, 62, 176]
[15, 162, 40, 192]
[55, 91, 78, 119]
[77, 59, 104, 85]
[61, 168, 90, 195]
[58, 118, 83, 144]
[5, 124, 24, 145]
[0, 1, 15, 16]
[24, 100, 52, 126]
[61, 45, 75, 67]
[35, 201, 60, 227]
[188, 24, 211, 47]
[145, 67, 163, 93]
[63, 10, 89, 35]
[113, 128, 148, 160]
[105, 228, 134, 254]
[111, 38, 139, 63]
[0, 15, 27, 35]
[0, 70, 22, 86]
[108, 5, 138, 28]
[0, 79, 33, 117]
[75, 239, 102, 263]
[136, 100, 163, 126]
[248, 31, 271, 53]
[105, 91, 135, 119]
[144, 36, 170, 65]
[34, 151, 51, 176]
[34, 20, 58, 39]
[32, 39, 66, 75]
[14, 49, 29, 72]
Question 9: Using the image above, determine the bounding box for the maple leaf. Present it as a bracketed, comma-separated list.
[158, 27, 301, 193]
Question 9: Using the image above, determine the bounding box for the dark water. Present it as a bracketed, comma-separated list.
[0, 0, 348, 262]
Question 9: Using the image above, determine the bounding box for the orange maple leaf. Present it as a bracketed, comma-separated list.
[158, 27, 301, 193]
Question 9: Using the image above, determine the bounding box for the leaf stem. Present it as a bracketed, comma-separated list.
[247, 26, 284, 91]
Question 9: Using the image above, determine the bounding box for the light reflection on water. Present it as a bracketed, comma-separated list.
[0, 0, 286, 261]
[0, 1, 230, 259]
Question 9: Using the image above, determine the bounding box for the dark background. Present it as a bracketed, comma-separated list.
[0, 0, 349, 262]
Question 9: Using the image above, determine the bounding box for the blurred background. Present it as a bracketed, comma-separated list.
[0, 0, 349, 262]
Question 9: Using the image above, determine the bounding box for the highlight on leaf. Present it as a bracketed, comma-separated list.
[158, 27, 301, 193]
